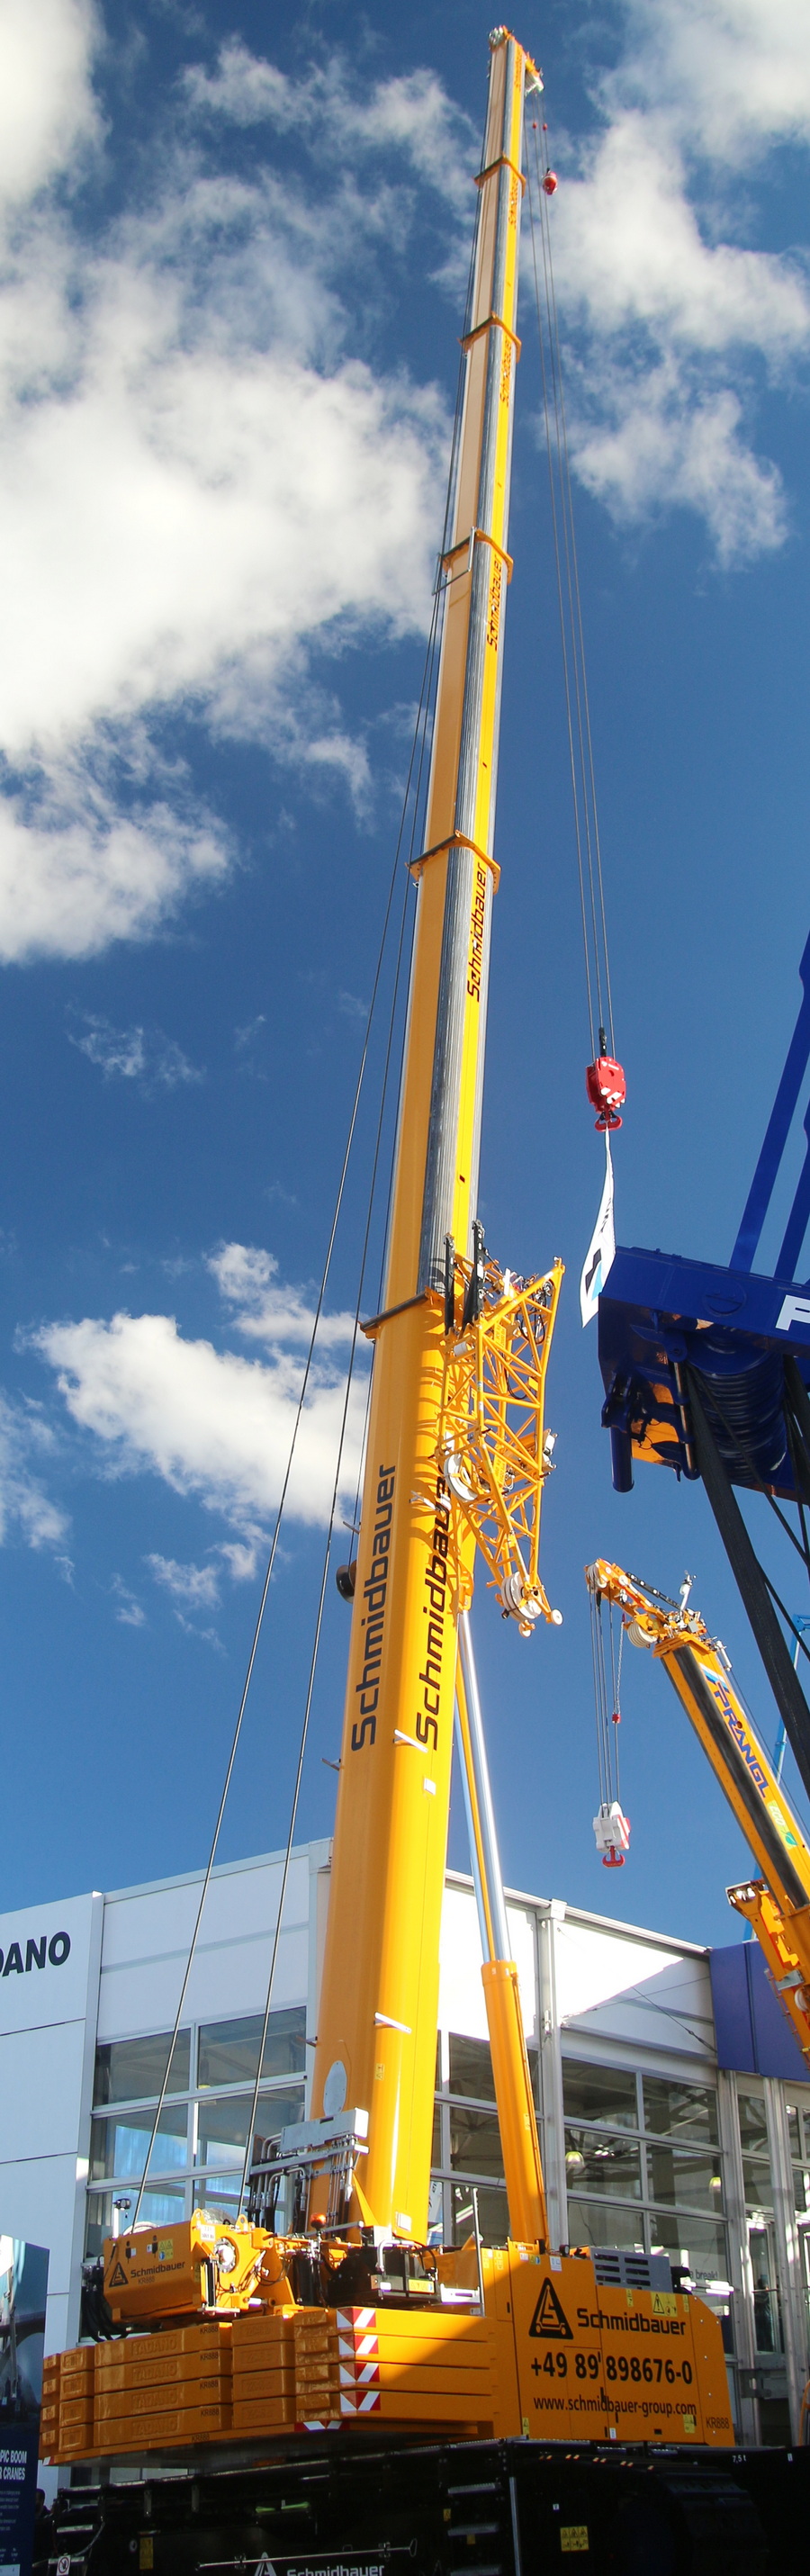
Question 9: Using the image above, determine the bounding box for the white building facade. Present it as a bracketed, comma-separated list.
[1, 1846, 808, 2450]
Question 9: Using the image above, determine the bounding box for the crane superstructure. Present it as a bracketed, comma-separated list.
[586, 1561, 810, 2069]
[40, 38, 742, 2538]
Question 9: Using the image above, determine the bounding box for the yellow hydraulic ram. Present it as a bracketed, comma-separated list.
[586, 1560, 810, 2067]
[311, 30, 555, 2244]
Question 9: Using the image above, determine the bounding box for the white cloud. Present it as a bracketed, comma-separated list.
[0, 0, 99, 209]
[209, 1241, 358, 1352]
[572, 376, 786, 563]
[0, 1393, 68, 1552]
[557, 114, 810, 358]
[68, 1012, 202, 1087]
[184, 46, 474, 215]
[616, 0, 810, 167]
[0, 770, 228, 964]
[147, 1553, 220, 1609]
[112, 1572, 145, 1626]
[544, 0, 810, 558]
[32, 1283, 365, 1530]
[218, 1538, 259, 1581]
[0, 12, 454, 963]
[0, 0, 797, 984]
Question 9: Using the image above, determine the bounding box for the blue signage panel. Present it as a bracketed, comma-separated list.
[709, 1941, 807, 2083]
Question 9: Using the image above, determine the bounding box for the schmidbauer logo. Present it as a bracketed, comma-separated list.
[528, 2278, 573, 2341]
[253, 2562, 387, 2576]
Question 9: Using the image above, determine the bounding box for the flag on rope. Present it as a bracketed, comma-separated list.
[580, 1128, 616, 1327]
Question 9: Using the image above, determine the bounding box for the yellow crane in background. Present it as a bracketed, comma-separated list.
[586, 1559, 810, 2070]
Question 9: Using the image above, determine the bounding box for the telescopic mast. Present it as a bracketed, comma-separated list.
[310, 29, 544, 2244]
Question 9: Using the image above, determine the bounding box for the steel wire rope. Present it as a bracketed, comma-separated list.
[688, 1370, 810, 1603]
[590, 1590, 608, 1809]
[130, 601, 443, 2233]
[525, 126, 594, 1053]
[130, 186, 480, 2231]
[234, 191, 489, 2211]
[534, 124, 616, 1056]
[236, 853, 418, 2216]
[343, 157, 483, 1554]
[525, 113, 616, 1058]
[346, 557, 442, 1562]
[532, 139, 604, 1048]
[608, 1599, 624, 1805]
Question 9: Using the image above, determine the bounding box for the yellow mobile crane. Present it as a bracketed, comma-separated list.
[586, 1561, 810, 2071]
[43, 33, 796, 2574]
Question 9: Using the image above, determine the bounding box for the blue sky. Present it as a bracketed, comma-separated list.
[2, 0, 810, 1954]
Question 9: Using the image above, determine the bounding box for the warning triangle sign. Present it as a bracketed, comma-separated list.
[107, 2259, 128, 2290]
[528, 2276, 572, 2341]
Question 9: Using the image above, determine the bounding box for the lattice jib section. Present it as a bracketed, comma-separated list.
[439, 1256, 564, 1632]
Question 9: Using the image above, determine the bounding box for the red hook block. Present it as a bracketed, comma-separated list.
[586, 1055, 626, 1130]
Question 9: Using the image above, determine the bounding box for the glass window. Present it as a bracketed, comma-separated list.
[448, 2035, 495, 2103]
[449, 2108, 504, 2180]
[643, 2078, 718, 2146]
[84, 2186, 185, 2258]
[792, 2162, 810, 2215]
[93, 2031, 190, 2106]
[197, 2009, 306, 2090]
[742, 2159, 774, 2218]
[649, 2213, 730, 2284]
[431, 2103, 441, 2168]
[194, 2174, 242, 2223]
[196, 2086, 304, 2168]
[748, 2223, 784, 2354]
[562, 2061, 638, 2130]
[450, 2182, 508, 2247]
[737, 2090, 769, 2157]
[787, 2103, 802, 2158]
[647, 2145, 724, 2216]
[89, 2104, 188, 2183]
[567, 2199, 644, 2251]
[564, 2129, 642, 2201]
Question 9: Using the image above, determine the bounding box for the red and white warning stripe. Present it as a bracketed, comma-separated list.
[337, 2305, 381, 2416]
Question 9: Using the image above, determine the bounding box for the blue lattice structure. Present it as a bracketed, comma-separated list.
[597, 931, 810, 1793]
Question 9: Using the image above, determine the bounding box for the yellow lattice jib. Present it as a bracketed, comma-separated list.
[439, 1254, 564, 1630]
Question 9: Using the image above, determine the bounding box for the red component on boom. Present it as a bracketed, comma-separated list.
[542, 169, 557, 194]
[586, 1054, 626, 1130]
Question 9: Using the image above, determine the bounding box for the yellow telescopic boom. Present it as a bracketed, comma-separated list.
[586, 1561, 810, 2068]
[311, 30, 547, 2243]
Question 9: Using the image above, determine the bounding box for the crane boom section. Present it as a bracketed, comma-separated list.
[385, 33, 525, 1309]
[586, 1562, 810, 2060]
[310, 33, 536, 2242]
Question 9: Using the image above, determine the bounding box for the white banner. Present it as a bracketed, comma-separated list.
[580, 1128, 616, 1326]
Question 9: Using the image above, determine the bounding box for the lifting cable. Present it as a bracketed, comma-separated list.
[589, 1585, 629, 1869]
[130, 206, 481, 2230]
[234, 196, 488, 2206]
[525, 105, 626, 1134]
[131, 600, 440, 2229]
[236, 865, 417, 2213]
